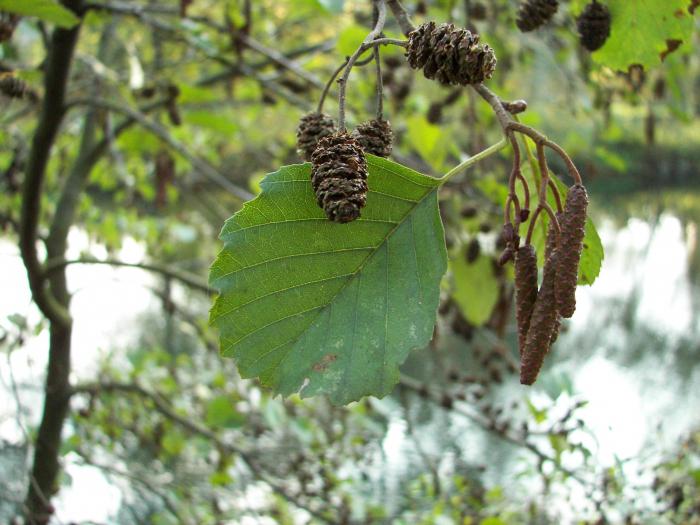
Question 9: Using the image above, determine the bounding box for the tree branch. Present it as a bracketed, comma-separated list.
[70, 381, 337, 524]
[44, 257, 213, 294]
[65, 97, 255, 201]
[18, 4, 83, 328]
[386, 0, 416, 35]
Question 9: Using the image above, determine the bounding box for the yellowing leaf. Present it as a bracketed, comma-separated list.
[593, 0, 694, 70]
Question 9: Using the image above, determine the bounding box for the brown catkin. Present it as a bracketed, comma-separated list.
[555, 184, 588, 318]
[514, 244, 538, 356]
[520, 251, 559, 385]
[310, 132, 368, 223]
[545, 212, 563, 343]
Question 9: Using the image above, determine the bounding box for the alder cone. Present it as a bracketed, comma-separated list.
[466, 238, 481, 263]
[0, 13, 20, 42]
[296, 112, 337, 161]
[0, 75, 26, 99]
[468, 2, 488, 21]
[406, 21, 496, 86]
[515, 244, 538, 356]
[311, 132, 368, 223]
[516, 0, 558, 32]
[520, 252, 559, 385]
[577, 1, 611, 52]
[555, 184, 588, 318]
[351, 119, 393, 158]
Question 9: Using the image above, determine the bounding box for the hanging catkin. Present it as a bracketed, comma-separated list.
[514, 244, 538, 356]
[555, 184, 588, 318]
[545, 213, 563, 344]
[520, 250, 560, 385]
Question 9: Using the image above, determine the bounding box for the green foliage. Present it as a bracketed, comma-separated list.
[579, 217, 604, 285]
[0, 0, 80, 28]
[594, 0, 695, 70]
[337, 24, 371, 56]
[205, 396, 244, 428]
[452, 252, 500, 326]
[209, 156, 447, 404]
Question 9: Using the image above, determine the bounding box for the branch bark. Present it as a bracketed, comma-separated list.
[18, 5, 82, 328]
[386, 0, 416, 35]
[44, 257, 213, 294]
[65, 97, 255, 201]
[71, 381, 337, 524]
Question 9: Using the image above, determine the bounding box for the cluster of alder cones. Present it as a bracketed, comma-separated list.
[503, 184, 589, 385]
[516, 0, 612, 51]
[296, 21, 497, 223]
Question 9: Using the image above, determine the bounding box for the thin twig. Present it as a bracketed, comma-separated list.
[338, 0, 387, 129]
[70, 381, 336, 524]
[374, 45, 384, 120]
[386, 0, 416, 35]
[507, 121, 582, 185]
[65, 97, 254, 201]
[43, 257, 212, 294]
[317, 58, 348, 113]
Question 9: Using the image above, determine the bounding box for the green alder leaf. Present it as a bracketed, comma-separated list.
[451, 252, 499, 326]
[0, 0, 80, 28]
[578, 217, 604, 286]
[209, 156, 447, 405]
[205, 396, 244, 428]
[545, 177, 605, 286]
[592, 0, 695, 71]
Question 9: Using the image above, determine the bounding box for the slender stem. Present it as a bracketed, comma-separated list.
[65, 97, 254, 201]
[525, 143, 561, 245]
[71, 381, 337, 524]
[535, 142, 550, 203]
[472, 83, 512, 132]
[525, 207, 542, 246]
[43, 257, 212, 294]
[338, 0, 387, 130]
[374, 44, 384, 120]
[317, 58, 348, 113]
[337, 38, 406, 129]
[507, 121, 582, 185]
[316, 53, 376, 115]
[439, 137, 508, 182]
[386, 0, 416, 35]
[548, 178, 563, 213]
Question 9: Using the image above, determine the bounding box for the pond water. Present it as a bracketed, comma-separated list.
[1, 199, 698, 523]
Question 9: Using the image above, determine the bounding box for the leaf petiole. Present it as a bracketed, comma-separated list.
[439, 137, 508, 183]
